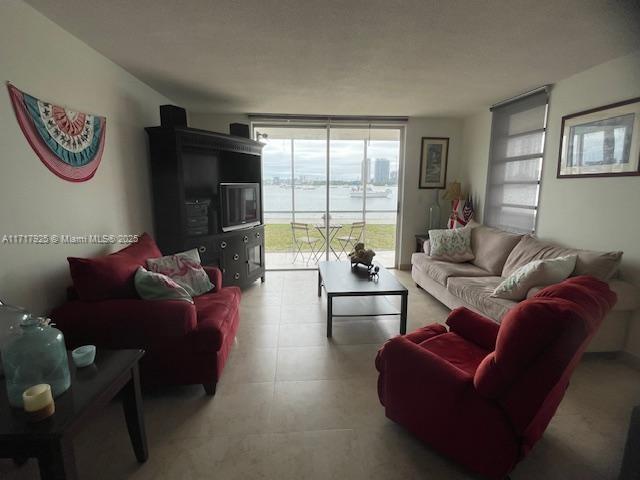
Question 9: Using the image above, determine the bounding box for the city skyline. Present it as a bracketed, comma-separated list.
[262, 139, 400, 182]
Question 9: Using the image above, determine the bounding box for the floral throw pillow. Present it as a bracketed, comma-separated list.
[428, 226, 474, 263]
[491, 255, 577, 301]
[134, 267, 193, 303]
[146, 249, 213, 297]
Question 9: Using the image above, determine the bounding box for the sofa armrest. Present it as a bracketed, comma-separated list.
[376, 335, 473, 408]
[51, 299, 197, 349]
[204, 266, 223, 292]
[446, 307, 499, 351]
[608, 279, 640, 311]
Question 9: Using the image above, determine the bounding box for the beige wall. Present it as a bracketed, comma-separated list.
[399, 117, 463, 267]
[459, 50, 640, 356]
[0, 1, 172, 315]
[190, 114, 463, 269]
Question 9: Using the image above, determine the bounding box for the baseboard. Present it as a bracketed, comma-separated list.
[619, 351, 640, 371]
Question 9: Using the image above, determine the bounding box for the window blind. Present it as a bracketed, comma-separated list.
[484, 88, 550, 234]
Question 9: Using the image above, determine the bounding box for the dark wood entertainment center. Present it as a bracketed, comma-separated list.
[145, 124, 266, 288]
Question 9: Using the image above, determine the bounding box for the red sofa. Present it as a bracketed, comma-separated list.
[375, 276, 616, 479]
[51, 234, 240, 395]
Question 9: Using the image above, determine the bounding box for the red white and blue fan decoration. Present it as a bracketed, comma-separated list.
[7, 83, 106, 182]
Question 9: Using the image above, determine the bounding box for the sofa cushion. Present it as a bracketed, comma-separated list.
[192, 286, 241, 352]
[420, 332, 490, 375]
[411, 253, 491, 286]
[446, 276, 517, 321]
[68, 233, 162, 301]
[470, 224, 522, 275]
[502, 235, 622, 281]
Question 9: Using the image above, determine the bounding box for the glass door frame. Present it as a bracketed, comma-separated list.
[252, 120, 406, 270]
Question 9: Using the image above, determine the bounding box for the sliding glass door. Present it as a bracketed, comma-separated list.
[256, 122, 402, 270]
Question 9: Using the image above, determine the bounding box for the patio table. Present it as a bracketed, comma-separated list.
[314, 223, 343, 260]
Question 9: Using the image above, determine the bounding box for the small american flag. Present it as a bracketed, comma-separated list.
[462, 196, 474, 223]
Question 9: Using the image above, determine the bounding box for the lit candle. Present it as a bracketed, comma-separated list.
[22, 384, 55, 421]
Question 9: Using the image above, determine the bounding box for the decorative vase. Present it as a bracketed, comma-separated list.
[1, 315, 71, 408]
[428, 191, 441, 230]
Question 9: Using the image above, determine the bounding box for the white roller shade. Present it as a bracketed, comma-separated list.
[484, 89, 549, 234]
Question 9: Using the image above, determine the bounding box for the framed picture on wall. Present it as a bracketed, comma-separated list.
[419, 137, 449, 188]
[557, 97, 640, 178]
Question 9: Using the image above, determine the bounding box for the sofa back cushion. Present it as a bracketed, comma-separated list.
[502, 235, 622, 281]
[474, 276, 616, 450]
[470, 224, 522, 275]
[68, 233, 162, 301]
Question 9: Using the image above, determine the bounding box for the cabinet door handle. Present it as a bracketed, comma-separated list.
[233, 253, 240, 261]
[234, 272, 240, 280]
[243, 235, 249, 243]
[220, 241, 227, 249]
[198, 246, 207, 253]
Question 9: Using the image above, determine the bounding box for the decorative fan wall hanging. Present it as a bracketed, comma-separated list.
[7, 83, 106, 182]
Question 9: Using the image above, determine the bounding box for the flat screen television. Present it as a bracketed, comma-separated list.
[220, 182, 261, 232]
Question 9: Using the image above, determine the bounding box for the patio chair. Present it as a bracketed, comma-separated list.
[290, 222, 323, 265]
[335, 221, 365, 259]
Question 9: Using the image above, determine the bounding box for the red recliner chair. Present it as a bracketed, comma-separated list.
[51, 234, 240, 396]
[375, 276, 616, 479]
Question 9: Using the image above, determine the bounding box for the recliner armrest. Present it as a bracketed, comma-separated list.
[446, 307, 499, 351]
[404, 323, 447, 344]
[376, 335, 473, 408]
[51, 299, 197, 349]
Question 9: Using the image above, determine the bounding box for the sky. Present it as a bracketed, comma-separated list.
[263, 139, 400, 181]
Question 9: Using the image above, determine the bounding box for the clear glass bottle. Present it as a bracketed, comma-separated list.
[1, 315, 71, 408]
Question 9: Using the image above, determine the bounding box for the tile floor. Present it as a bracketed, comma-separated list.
[2, 269, 639, 479]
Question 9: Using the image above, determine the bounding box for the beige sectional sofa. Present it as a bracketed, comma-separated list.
[411, 223, 640, 352]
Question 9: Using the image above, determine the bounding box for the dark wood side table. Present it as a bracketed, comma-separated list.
[415, 233, 429, 253]
[0, 349, 147, 480]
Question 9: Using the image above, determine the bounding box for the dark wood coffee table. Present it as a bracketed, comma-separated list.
[318, 261, 408, 337]
[0, 349, 147, 479]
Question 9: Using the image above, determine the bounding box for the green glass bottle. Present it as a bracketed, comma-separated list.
[1, 315, 71, 408]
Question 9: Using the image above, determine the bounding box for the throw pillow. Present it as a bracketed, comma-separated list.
[134, 267, 193, 303]
[146, 249, 213, 297]
[428, 226, 474, 263]
[491, 255, 577, 301]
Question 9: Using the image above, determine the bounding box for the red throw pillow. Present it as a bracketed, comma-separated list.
[68, 233, 162, 301]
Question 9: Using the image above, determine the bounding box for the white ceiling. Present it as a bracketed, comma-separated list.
[26, 0, 640, 117]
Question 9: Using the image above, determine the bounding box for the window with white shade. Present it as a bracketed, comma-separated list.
[484, 88, 550, 234]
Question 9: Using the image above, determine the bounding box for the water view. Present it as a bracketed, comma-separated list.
[258, 126, 402, 269]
